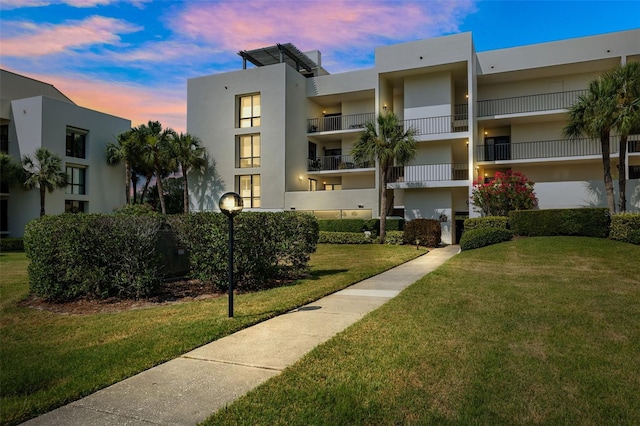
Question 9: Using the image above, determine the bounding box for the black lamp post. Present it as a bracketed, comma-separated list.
[219, 192, 243, 318]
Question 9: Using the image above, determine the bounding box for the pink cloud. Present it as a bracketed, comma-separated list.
[178, 0, 476, 53]
[17, 71, 187, 132]
[0, 0, 149, 9]
[1, 16, 140, 57]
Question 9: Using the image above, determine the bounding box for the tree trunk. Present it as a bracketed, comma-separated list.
[141, 173, 153, 203]
[125, 162, 131, 204]
[156, 163, 166, 214]
[379, 166, 388, 244]
[39, 186, 46, 217]
[182, 164, 189, 213]
[619, 135, 627, 213]
[601, 135, 616, 214]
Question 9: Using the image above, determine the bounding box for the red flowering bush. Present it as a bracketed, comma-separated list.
[472, 170, 538, 216]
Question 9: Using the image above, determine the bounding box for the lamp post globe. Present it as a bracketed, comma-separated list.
[218, 192, 243, 318]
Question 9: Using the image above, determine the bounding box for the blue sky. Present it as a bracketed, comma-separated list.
[1, 0, 638, 131]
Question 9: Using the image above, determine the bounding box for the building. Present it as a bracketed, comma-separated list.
[0, 69, 131, 237]
[187, 31, 640, 244]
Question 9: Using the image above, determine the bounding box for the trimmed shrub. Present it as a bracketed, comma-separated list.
[24, 214, 164, 301]
[0, 238, 24, 252]
[318, 231, 374, 244]
[384, 230, 405, 245]
[464, 216, 509, 231]
[365, 218, 405, 234]
[509, 208, 609, 238]
[168, 212, 318, 291]
[318, 219, 366, 233]
[610, 213, 640, 244]
[460, 227, 513, 251]
[404, 219, 441, 247]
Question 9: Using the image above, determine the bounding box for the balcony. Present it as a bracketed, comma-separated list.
[403, 114, 468, 136]
[308, 113, 375, 133]
[477, 89, 587, 117]
[388, 163, 469, 184]
[308, 155, 374, 172]
[476, 137, 622, 162]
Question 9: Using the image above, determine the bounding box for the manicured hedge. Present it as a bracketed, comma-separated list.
[384, 230, 405, 245]
[318, 231, 374, 244]
[168, 212, 319, 291]
[24, 214, 165, 301]
[0, 237, 24, 252]
[24, 211, 319, 301]
[404, 219, 441, 247]
[509, 208, 609, 238]
[460, 227, 513, 251]
[464, 216, 509, 230]
[609, 213, 640, 245]
[317, 218, 404, 235]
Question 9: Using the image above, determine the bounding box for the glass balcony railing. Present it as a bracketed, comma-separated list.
[308, 155, 374, 172]
[388, 163, 469, 183]
[477, 89, 587, 117]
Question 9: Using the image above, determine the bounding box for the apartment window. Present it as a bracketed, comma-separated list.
[239, 174, 260, 207]
[630, 165, 640, 180]
[238, 134, 261, 167]
[1, 125, 8, 153]
[239, 94, 261, 128]
[308, 178, 317, 191]
[324, 184, 341, 191]
[66, 166, 86, 195]
[65, 200, 87, 213]
[66, 127, 87, 158]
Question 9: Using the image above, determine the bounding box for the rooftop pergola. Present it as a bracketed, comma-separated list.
[238, 43, 318, 76]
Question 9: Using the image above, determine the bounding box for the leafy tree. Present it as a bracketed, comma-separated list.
[139, 121, 177, 214]
[607, 62, 640, 212]
[146, 177, 184, 214]
[170, 132, 207, 213]
[352, 112, 417, 243]
[22, 147, 68, 217]
[472, 170, 538, 217]
[106, 129, 137, 204]
[0, 152, 24, 189]
[564, 77, 617, 213]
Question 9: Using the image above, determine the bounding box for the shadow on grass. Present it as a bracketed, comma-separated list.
[308, 269, 349, 279]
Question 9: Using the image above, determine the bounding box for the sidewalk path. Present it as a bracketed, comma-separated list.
[24, 245, 459, 426]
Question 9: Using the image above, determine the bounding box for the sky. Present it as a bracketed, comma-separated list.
[1, 0, 639, 133]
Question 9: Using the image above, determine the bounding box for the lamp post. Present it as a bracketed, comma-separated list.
[219, 192, 243, 318]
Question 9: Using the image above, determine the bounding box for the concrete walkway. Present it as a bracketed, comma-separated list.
[24, 245, 459, 426]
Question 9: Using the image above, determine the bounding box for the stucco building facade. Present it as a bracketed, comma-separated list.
[188, 30, 640, 244]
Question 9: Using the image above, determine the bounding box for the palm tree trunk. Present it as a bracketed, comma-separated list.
[156, 164, 167, 214]
[125, 163, 132, 204]
[601, 135, 616, 213]
[39, 186, 46, 217]
[182, 164, 190, 213]
[379, 166, 388, 244]
[619, 135, 627, 213]
[142, 173, 153, 203]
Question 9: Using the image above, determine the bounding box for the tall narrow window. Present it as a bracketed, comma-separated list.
[238, 134, 261, 167]
[239, 94, 261, 128]
[65, 200, 87, 213]
[66, 166, 86, 195]
[238, 174, 260, 208]
[66, 127, 87, 158]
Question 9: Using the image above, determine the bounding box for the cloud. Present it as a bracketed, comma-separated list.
[0, 0, 149, 9]
[178, 0, 477, 54]
[0, 16, 141, 57]
[12, 70, 187, 132]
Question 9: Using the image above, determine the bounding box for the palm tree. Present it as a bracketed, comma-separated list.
[607, 62, 640, 212]
[564, 77, 618, 213]
[106, 129, 136, 204]
[351, 112, 417, 243]
[170, 132, 207, 213]
[22, 147, 68, 217]
[140, 121, 177, 214]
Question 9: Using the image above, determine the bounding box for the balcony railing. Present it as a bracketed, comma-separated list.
[403, 114, 468, 136]
[476, 137, 621, 162]
[308, 112, 375, 133]
[308, 155, 374, 172]
[389, 163, 469, 183]
[477, 89, 587, 117]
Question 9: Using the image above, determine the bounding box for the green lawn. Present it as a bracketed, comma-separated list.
[0, 244, 423, 426]
[204, 237, 640, 425]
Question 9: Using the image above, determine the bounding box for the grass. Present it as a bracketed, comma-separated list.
[204, 237, 640, 425]
[0, 244, 423, 426]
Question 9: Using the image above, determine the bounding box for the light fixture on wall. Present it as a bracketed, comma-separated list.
[358, 204, 364, 209]
[322, 110, 326, 115]
[466, 140, 469, 146]
[298, 175, 303, 181]
[383, 104, 388, 111]
[484, 131, 488, 135]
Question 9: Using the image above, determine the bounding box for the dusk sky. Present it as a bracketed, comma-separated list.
[1, 0, 638, 132]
